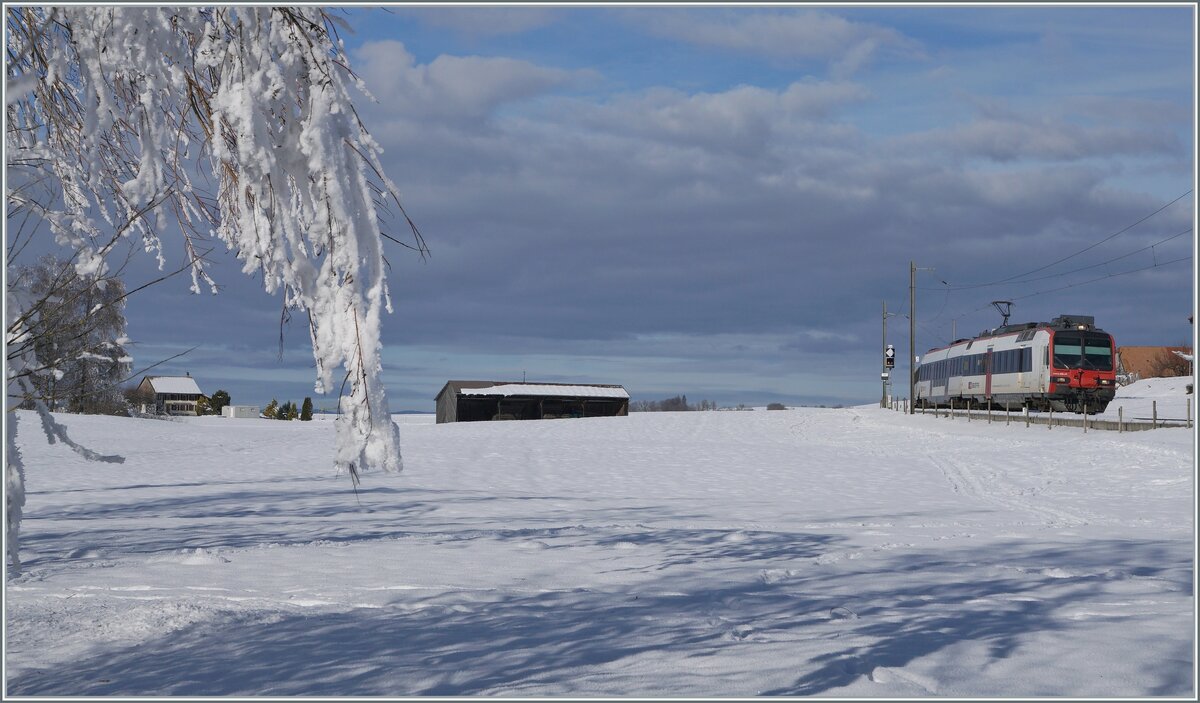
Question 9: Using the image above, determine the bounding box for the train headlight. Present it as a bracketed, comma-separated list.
[1051, 376, 1070, 384]
[1098, 379, 1113, 386]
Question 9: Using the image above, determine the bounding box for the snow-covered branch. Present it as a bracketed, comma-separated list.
[6, 7, 423, 566]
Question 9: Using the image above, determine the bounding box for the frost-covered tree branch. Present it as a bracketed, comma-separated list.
[6, 7, 425, 567]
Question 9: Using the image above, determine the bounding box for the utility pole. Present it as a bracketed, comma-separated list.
[909, 261, 935, 415]
[910, 261, 915, 414]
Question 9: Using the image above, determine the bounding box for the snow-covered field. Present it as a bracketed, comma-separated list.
[5, 380, 1195, 697]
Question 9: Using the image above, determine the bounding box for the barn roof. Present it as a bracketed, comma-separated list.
[1117, 346, 1192, 378]
[460, 383, 629, 399]
[437, 380, 628, 400]
[144, 375, 203, 395]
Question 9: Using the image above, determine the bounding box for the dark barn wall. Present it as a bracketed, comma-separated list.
[435, 382, 628, 424]
[441, 395, 628, 423]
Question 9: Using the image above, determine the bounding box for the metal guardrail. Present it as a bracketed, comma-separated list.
[912, 401, 1193, 432]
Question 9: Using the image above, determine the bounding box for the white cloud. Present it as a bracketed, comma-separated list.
[566, 81, 869, 158]
[396, 7, 558, 37]
[896, 107, 1183, 163]
[354, 40, 580, 126]
[638, 9, 924, 76]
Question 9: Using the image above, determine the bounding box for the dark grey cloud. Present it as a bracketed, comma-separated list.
[348, 39, 1190, 372]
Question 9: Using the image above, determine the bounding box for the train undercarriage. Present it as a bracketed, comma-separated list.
[917, 390, 1113, 415]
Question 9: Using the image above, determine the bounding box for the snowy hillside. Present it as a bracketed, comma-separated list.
[1101, 376, 1195, 421]
[5, 406, 1194, 696]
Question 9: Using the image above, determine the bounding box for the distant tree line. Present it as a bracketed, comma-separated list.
[263, 397, 314, 421]
[630, 395, 717, 412]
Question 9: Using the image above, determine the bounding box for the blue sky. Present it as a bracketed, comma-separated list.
[72, 4, 1197, 411]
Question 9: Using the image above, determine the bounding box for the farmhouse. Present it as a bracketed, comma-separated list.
[1116, 346, 1193, 381]
[137, 374, 203, 415]
[435, 381, 629, 424]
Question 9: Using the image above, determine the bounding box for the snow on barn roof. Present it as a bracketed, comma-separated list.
[145, 375, 203, 395]
[457, 383, 629, 399]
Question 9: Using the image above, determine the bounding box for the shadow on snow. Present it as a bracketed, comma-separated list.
[8, 538, 1192, 697]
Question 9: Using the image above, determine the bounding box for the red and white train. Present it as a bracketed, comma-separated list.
[914, 314, 1117, 414]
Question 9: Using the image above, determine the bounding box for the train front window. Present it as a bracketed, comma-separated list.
[1052, 333, 1113, 371]
[1083, 339, 1113, 371]
[1052, 334, 1082, 368]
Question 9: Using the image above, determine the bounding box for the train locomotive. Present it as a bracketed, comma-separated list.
[914, 314, 1117, 414]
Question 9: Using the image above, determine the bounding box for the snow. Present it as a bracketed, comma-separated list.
[5, 395, 1194, 696]
[1097, 376, 1195, 422]
[144, 376, 202, 395]
[458, 383, 630, 398]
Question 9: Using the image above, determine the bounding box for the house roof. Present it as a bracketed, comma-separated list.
[1116, 346, 1192, 378]
[437, 380, 628, 400]
[144, 375, 203, 395]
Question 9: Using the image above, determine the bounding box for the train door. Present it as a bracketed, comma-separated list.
[984, 346, 994, 400]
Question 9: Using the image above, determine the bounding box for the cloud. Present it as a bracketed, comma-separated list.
[636, 9, 924, 77]
[898, 113, 1183, 163]
[569, 81, 870, 157]
[354, 40, 581, 126]
[396, 7, 559, 37]
[347, 52, 1187, 362]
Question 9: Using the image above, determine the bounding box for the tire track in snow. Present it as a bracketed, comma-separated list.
[927, 454, 1089, 527]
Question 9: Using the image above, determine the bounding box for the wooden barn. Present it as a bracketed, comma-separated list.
[137, 374, 204, 415]
[435, 381, 629, 424]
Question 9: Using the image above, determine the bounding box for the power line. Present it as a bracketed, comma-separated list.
[917, 226, 1193, 291]
[1006, 255, 1192, 303]
[948, 254, 1192, 322]
[916, 319, 950, 348]
[936, 189, 1192, 290]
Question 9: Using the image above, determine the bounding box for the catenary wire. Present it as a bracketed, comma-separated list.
[934, 190, 1192, 290]
[947, 254, 1192, 323]
[916, 226, 1193, 291]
